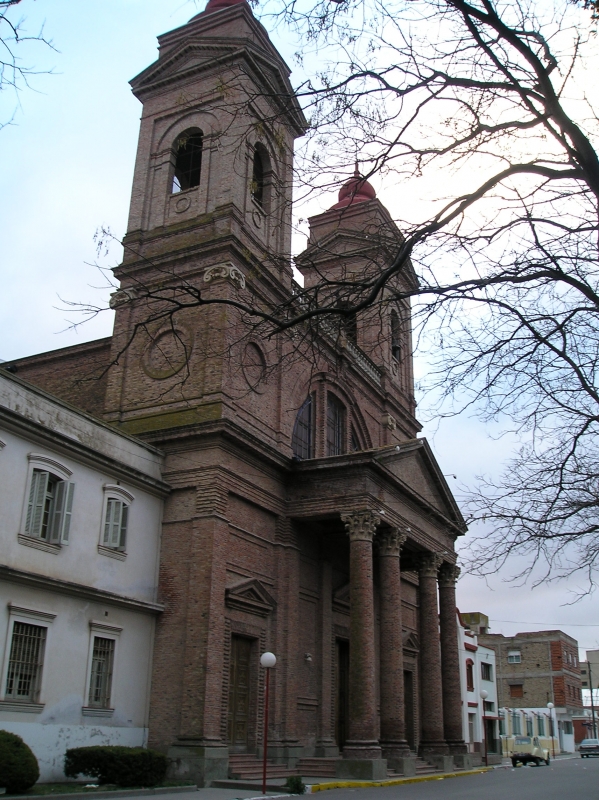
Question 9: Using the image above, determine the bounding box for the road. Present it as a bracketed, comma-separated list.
[308, 757, 599, 800]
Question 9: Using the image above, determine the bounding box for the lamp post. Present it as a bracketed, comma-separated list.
[547, 702, 556, 759]
[260, 652, 276, 796]
[480, 690, 489, 766]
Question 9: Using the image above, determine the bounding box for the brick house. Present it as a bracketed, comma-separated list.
[478, 630, 583, 753]
[3, 0, 471, 783]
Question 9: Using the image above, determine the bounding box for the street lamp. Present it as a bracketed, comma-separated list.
[260, 652, 276, 795]
[480, 690, 489, 766]
[547, 702, 556, 759]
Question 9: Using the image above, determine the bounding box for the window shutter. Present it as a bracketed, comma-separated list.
[26, 470, 49, 537]
[49, 480, 66, 543]
[103, 499, 114, 545]
[119, 504, 128, 550]
[61, 482, 75, 544]
[110, 500, 123, 548]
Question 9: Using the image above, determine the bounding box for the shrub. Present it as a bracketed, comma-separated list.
[64, 746, 168, 787]
[0, 730, 40, 793]
[285, 776, 306, 795]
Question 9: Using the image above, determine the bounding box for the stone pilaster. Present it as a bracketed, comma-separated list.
[378, 528, 411, 760]
[417, 552, 449, 756]
[438, 562, 467, 755]
[340, 511, 382, 760]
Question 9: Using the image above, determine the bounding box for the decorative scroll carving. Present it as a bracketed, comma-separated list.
[341, 510, 380, 543]
[417, 551, 443, 578]
[203, 263, 246, 290]
[109, 287, 138, 309]
[438, 562, 461, 587]
[376, 528, 407, 557]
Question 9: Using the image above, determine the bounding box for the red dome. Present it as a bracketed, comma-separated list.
[331, 164, 376, 210]
[204, 0, 248, 14]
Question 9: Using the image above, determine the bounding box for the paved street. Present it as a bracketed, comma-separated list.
[146, 757, 599, 800]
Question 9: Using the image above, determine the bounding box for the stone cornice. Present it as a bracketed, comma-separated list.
[0, 565, 164, 616]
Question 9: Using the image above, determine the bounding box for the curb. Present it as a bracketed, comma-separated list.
[308, 767, 494, 792]
[3, 787, 198, 800]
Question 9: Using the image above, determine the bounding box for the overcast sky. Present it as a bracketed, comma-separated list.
[2, 0, 598, 658]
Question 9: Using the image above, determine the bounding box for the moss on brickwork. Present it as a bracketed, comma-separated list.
[118, 403, 222, 434]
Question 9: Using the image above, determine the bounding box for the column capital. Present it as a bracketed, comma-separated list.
[417, 551, 443, 578]
[376, 528, 407, 557]
[438, 562, 461, 587]
[341, 510, 381, 543]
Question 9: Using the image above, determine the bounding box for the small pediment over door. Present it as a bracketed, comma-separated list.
[403, 630, 419, 654]
[225, 578, 276, 617]
[333, 583, 350, 614]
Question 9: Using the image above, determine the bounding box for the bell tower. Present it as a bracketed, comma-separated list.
[103, 0, 306, 432]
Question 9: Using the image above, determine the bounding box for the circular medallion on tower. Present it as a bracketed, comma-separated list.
[142, 325, 194, 380]
[242, 342, 266, 391]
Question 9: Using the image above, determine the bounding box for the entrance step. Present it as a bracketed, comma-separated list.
[228, 753, 298, 781]
[296, 758, 338, 778]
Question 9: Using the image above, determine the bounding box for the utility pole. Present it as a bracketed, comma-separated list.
[589, 661, 598, 739]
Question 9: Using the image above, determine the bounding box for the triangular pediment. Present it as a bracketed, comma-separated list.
[332, 582, 350, 613]
[403, 630, 419, 652]
[377, 440, 464, 526]
[225, 578, 276, 617]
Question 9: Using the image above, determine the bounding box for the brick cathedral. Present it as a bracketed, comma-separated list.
[8, 0, 470, 783]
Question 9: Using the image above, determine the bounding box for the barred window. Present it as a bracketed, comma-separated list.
[537, 715, 545, 736]
[326, 394, 346, 456]
[5, 622, 46, 702]
[103, 499, 128, 551]
[88, 637, 115, 708]
[292, 396, 314, 460]
[512, 712, 522, 735]
[25, 469, 74, 543]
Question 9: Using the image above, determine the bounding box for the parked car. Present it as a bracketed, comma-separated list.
[579, 738, 599, 758]
[511, 736, 551, 767]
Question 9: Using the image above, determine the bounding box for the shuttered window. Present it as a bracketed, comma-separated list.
[326, 394, 346, 456]
[88, 636, 115, 708]
[5, 622, 47, 702]
[103, 499, 128, 550]
[292, 396, 314, 460]
[25, 469, 74, 543]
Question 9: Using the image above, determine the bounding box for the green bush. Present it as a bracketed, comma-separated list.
[285, 776, 306, 795]
[0, 730, 40, 793]
[64, 746, 168, 787]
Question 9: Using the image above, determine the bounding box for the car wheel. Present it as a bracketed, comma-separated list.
[511, 758, 518, 768]
[534, 758, 540, 767]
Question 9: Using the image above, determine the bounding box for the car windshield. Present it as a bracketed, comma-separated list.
[514, 737, 531, 744]
[582, 739, 599, 745]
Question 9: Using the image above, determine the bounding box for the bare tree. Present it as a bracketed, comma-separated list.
[1, 0, 55, 129]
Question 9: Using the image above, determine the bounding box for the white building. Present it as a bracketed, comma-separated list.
[0, 371, 168, 781]
[458, 612, 500, 763]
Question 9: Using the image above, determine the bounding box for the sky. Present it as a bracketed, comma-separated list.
[1, 0, 598, 659]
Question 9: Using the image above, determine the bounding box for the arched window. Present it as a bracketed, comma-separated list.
[172, 130, 203, 193]
[326, 394, 346, 456]
[292, 396, 314, 459]
[391, 310, 401, 363]
[350, 426, 361, 452]
[251, 147, 265, 207]
[466, 659, 474, 692]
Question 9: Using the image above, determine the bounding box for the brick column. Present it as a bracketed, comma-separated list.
[341, 511, 382, 760]
[438, 562, 467, 754]
[378, 528, 411, 759]
[418, 552, 448, 756]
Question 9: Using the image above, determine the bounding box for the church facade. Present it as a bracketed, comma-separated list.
[5, 0, 471, 784]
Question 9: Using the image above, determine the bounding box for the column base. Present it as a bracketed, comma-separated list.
[315, 741, 340, 758]
[452, 754, 476, 770]
[336, 759, 388, 780]
[264, 743, 304, 767]
[447, 739, 468, 755]
[381, 740, 411, 760]
[343, 740, 382, 760]
[167, 742, 228, 787]
[419, 739, 449, 758]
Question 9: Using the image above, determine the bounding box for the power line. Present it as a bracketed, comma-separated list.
[492, 619, 599, 627]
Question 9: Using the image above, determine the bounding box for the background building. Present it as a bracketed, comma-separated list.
[457, 612, 500, 764]
[478, 629, 582, 753]
[0, 371, 167, 780]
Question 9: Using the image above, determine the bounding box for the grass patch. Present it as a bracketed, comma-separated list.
[7, 781, 195, 797]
